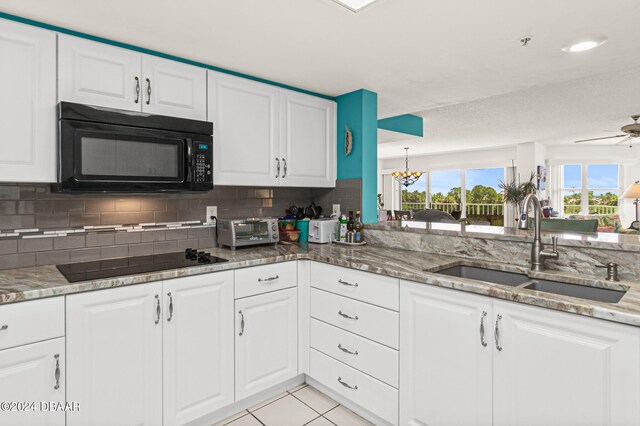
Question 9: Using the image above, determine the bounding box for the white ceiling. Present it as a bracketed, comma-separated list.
[378, 66, 640, 159]
[2, 0, 639, 119]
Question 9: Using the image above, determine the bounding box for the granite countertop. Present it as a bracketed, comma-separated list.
[0, 243, 639, 327]
[368, 221, 640, 252]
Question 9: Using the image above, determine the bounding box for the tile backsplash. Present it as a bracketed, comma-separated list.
[0, 180, 362, 270]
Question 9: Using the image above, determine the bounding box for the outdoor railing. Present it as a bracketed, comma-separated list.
[401, 202, 504, 216]
[564, 205, 618, 215]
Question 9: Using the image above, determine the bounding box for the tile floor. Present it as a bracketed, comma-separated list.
[213, 383, 373, 426]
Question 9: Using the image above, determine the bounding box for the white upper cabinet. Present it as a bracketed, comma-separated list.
[493, 300, 640, 426]
[208, 71, 280, 186]
[142, 55, 206, 120]
[59, 35, 206, 120]
[59, 34, 141, 111]
[400, 281, 493, 426]
[0, 19, 56, 182]
[163, 272, 234, 426]
[280, 89, 336, 187]
[208, 70, 336, 188]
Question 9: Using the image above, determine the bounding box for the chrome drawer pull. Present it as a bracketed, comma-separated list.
[258, 275, 279, 283]
[480, 311, 488, 347]
[338, 344, 358, 355]
[0, 325, 7, 331]
[275, 158, 280, 178]
[53, 354, 60, 390]
[495, 314, 503, 351]
[167, 292, 174, 322]
[146, 78, 151, 105]
[338, 279, 358, 287]
[338, 310, 358, 320]
[238, 310, 245, 336]
[134, 76, 140, 103]
[337, 377, 358, 390]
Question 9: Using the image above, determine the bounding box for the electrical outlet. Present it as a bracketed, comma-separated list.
[332, 204, 341, 217]
[206, 206, 217, 224]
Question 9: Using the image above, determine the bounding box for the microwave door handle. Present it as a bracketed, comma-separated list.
[186, 139, 194, 183]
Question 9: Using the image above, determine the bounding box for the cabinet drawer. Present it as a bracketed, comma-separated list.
[235, 262, 297, 299]
[310, 318, 398, 388]
[311, 263, 399, 310]
[310, 348, 398, 425]
[310, 288, 398, 349]
[0, 298, 64, 350]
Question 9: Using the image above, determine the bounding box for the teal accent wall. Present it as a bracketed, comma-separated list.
[378, 114, 423, 137]
[336, 89, 378, 224]
[0, 11, 334, 101]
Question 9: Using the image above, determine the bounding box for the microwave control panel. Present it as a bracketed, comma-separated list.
[194, 142, 212, 184]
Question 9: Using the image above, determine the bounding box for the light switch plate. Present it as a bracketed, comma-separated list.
[206, 206, 217, 224]
[332, 204, 341, 217]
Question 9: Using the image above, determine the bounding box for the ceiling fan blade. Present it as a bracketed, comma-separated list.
[574, 134, 627, 143]
[615, 136, 633, 145]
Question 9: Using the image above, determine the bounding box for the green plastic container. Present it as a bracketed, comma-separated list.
[295, 220, 309, 242]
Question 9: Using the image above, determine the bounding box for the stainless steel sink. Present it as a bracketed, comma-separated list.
[434, 265, 530, 287]
[524, 279, 626, 303]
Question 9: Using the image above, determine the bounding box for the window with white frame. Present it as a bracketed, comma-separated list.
[562, 164, 620, 216]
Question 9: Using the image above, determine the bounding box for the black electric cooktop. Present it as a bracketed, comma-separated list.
[57, 249, 228, 283]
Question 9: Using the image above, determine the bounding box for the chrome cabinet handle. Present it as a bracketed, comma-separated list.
[495, 314, 503, 351]
[238, 310, 245, 336]
[134, 77, 140, 103]
[0, 325, 7, 331]
[146, 78, 151, 105]
[54, 354, 60, 390]
[258, 275, 279, 283]
[338, 279, 358, 287]
[338, 310, 358, 320]
[167, 292, 173, 322]
[275, 158, 280, 178]
[154, 295, 161, 325]
[338, 344, 358, 355]
[480, 311, 488, 347]
[337, 377, 358, 390]
[282, 158, 287, 178]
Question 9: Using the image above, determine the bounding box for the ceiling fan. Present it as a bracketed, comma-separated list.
[574, 115, 640, 147]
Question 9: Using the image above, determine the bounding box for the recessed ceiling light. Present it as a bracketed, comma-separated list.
[562, 37, 607, 53]
[332, 0, 380, 12]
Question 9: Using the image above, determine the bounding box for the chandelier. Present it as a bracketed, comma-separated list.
[392, 147, 423, 187]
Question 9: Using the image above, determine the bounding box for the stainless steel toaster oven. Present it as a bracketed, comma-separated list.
[217, 218, 279, 250]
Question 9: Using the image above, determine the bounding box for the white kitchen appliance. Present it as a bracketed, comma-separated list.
[308, 219, 338, 244]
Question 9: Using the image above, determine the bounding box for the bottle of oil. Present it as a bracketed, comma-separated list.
[354, 211, 363, 243]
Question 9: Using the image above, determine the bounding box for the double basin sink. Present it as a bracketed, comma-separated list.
[433, 265, 627, 304]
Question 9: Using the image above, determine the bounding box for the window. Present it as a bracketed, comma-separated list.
[430, 170, 462, 214]
[562, 164, 619, 216]
[466, 168, 505, 225]
[401, 176, 427, 211]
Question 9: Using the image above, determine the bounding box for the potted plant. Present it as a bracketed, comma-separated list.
[499, 173, 537, 225]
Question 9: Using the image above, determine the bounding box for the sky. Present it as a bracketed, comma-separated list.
[564, 164, 618, 190]
[429, 168, 503, 195]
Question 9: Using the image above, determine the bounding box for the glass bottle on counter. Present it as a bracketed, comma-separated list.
[354, 211, 363, 243]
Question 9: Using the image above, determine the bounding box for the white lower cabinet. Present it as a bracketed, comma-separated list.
[400, 279, 640, 426]
[493, 300, 640, 426]
[66, 281, 163, 426]
[0, 338, 65, 426]
[163, 272, 234, 426]
[400, 281, 493, 426]
[235, 287, 298, 400]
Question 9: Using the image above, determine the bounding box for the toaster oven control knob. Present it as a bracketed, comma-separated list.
[273, 233, 278, 239]
[272, 224, 277, 231]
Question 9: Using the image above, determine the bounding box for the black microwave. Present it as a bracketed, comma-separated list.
[54, 102, 213, 193]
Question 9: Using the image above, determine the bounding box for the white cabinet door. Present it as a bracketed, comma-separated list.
[400, 281, 493, 426]
[280, 89, 336, 188]
[66, 282, 163, 426]
[0, 338, 65, 426]
[59, 34, 141, 111]
[142, 55, 206, 120]
[163, 272, 234, 426]
[208, 71, 280, 186]
[493, 300, 640, 426]
[0, 19, 56, 182]
[235, 287, 297, 400]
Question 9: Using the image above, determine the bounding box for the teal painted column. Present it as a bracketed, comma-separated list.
[336, 89, 378, 223]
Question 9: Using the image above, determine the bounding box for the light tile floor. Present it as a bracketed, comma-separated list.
[213, 384, 373, 426]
